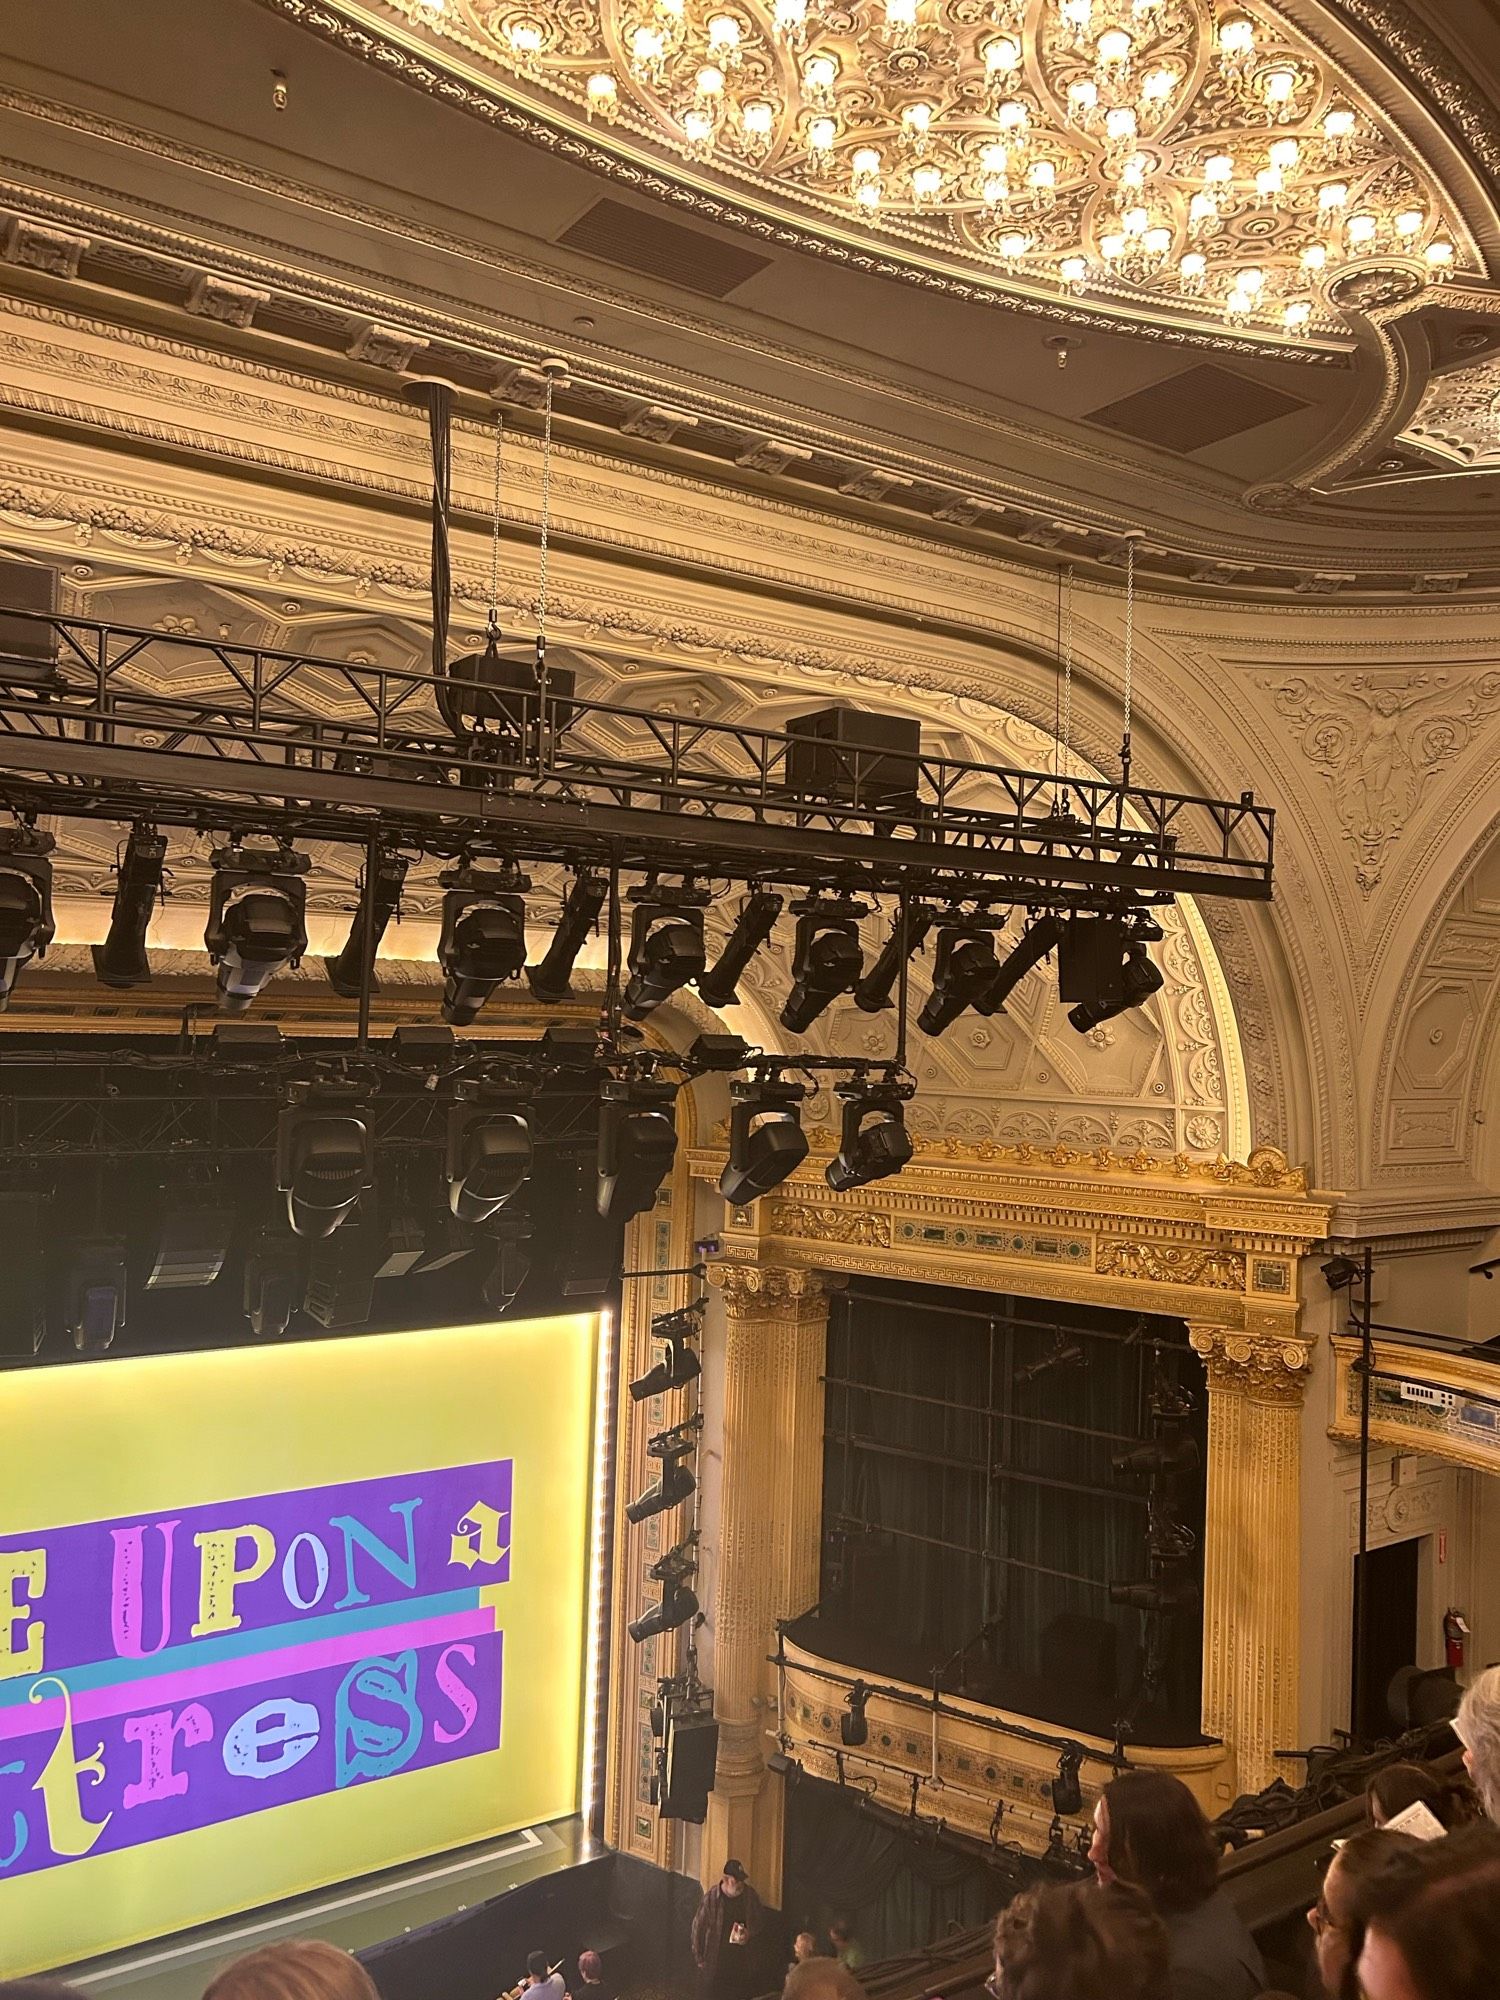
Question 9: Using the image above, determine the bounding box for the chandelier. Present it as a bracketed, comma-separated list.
[375, 0, 1466, 343]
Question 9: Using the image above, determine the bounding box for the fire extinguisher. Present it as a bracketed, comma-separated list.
[1444, 1607, 1470, 1672]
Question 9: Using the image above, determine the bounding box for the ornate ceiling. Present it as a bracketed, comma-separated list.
[309, 0, 1475, 345]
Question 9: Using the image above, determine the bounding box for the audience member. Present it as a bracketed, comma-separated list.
[1357, 1820, 1500, 2000]
[576, 1950, 613, 2000]
[827, 1920, 864, 1972]
[201, 1941, 379, 2000]
[1365, 1759, 1480, 1830]
[1306, 1827, 1421, 2000]
[1453, 1663, 1500, 1822]
[993, 1879, 1168, 2000]
[0, 1984, 91, 2000]
[523, 1952, 567, 2000]
[790, 1933, 822, 1969]
[1089, 1770, 1264, 2000]
[692, 1858, 765, 2000]
[781, 1961, 865, 2000]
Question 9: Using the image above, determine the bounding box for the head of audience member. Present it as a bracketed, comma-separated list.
[0, 1983, 92, 2000]
[721, 1859, 748, 1899]
[578, 1953, 604, 1988]
[1358, 1821, 1500, 2000]
[994, 1880, 1168, 2000]
[1089, 1770, 1219, 1915]
[1306, 1827, 1422, 2000]
[201, 1941, 379, 2000]
[526, 1954, 551, 1985]
[1365, 1759, 1479, 1830]
[793, 1934, 820, 1964]
[781, 1960, 865, 2000]
[1454, 1664, 1500, 1823]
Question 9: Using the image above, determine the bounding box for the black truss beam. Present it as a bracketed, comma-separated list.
[0, 610, 1274, 902]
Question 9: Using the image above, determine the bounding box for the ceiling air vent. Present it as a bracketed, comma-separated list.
[1085, 362, 1309, 454]
[556, 198, 772, 298]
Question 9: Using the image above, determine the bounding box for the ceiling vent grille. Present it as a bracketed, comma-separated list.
[1085, 363, 1309, 454]
[556, 197, 772, 298]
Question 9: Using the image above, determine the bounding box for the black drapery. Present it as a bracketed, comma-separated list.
[817, 1280, 1207, 1739]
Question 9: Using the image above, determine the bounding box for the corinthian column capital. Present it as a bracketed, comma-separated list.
[709, 1261, 843, 1317]
[1189, 1321, 1313, 1405]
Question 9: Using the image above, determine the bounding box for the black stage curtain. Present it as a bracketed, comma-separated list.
[816, 1280, 1206, 1740]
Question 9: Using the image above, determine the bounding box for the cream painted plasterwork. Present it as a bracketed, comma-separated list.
[1329, 1334, 1500, 1477]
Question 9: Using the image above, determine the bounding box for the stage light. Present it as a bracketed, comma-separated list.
[826, 1081, 912, 1192]
[688, 1032, 750, 1071]
[1065, 916, 1164, 1032]
[1112, 1432, 1200, 1477]
[841, 1681, 870, 1747]
[628, 1542, 701, 1642]
[781, 893, 868, 1033]
[204, 838, 309, 1015]
[623, 884, 709, 1019]
[853, 903, 936, 1013]
[720, 1076, 808, 1204]
[1322, 1254, 1361, 1291]
[527, 868, 608, 1001]
[65, 1238, 127, 1354]
[0, 824, 55, 1012]
[982, 912, 1062, 1013]
[541, 1022, 599, 1067]
[918, 924, 1001, 1034]
[323, 848, 409, 998]
[92, 825, 167, 989]
[1108, 1575, 1201, 1613]
[242, 1227, 300, 1338]
[1052, 1746, 1084, 1816]
[437, 858, 530, 1026]
[626, 1417, 700, 1522]
[630, 1317, 703, 1400]
[482, 1214, 533, 1313]
[696, 889, 783, 1008]
[276, 1088, 372, 1238]
[445, 1086, 533, 1223]
[598, 1077, 678, 1221]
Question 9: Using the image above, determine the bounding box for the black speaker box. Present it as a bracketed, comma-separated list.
[660, 1711, 718, 1823]
[784, 706, 921, 806]
[0, 560, 63, 690]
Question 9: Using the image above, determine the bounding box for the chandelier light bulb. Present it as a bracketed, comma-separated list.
[1123, 204, 1149, 236]
[984, 34, 1021, 73]
[1426, 237, 1455, 270]
[1178, 249, 1207, 286]
[773, 0, 807, 36]
[1323, 105, 1355, 139]
[1204, 151, 1233, 183]
[696, 63, 725, 94]
[1068, 77, 1099, 115]
[742, 97, 775, 135]
[804, 53, 837, 93]
[1300, 240, 1327, 269]
[1100, 230, 1125, 260]
[1260, 66, 1296, 106]
[902, 99, 934, 134]
[1346, 210, 1378, 243]
[1188, 190, 1218, 229]
[855, 177, 882, 206]
[1097, 27, 1132, 66]
[1218, 13, 1254, 56]
[1318, 178, 1348, 210]
[683, 106, 715, 148]
[1144, 224, 1172, 255]
[911, 161, 944, 198]
[1283, 299, 1312, 328]
[1140, 67, 1175, 103]
[852, 145, 883, 175]
[980, 140, 1009, 173]
[1105, 105, 1137, 143]
[1061, 0, 1092, 28]
[1119, 154, 1146, 189]
[1395, 206, 1425, 236]
[982, 172, 1008, 203]
[1028, 157, 1057, 189]
[1256, 164, 1282, 198]
[507, 17, 546, 53]
[808, 113, 837, 149]
[1268, 136, 1299, 170]
[707, 13, 742, 56]
[998, 229, 1031, 258]
[586, 70, 619, 113]
[1236, 264, 1264, 293]
[885, 0, 919, 35]
[631, 23, 665, 64]
[997, 97, 1029, 131]
[1060, 253, 1089, 286]
[1225, 286, 1254, 317]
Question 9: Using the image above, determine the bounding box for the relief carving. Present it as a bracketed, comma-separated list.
[1189, 1325, 1313, 1404]
[1096, 1242, 1244, 1291]
[766, 1203, 893, 1248]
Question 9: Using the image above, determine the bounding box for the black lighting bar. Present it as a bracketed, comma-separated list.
[0, 610, 1273, 902]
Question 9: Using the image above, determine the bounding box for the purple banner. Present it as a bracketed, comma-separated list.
[0, 1463, 512, 1880]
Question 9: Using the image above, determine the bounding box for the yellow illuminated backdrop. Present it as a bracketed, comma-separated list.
[0, 1314, 600, 1975]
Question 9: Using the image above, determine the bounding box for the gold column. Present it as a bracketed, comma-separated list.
[705, 1263, 838, 1899]
[1190, 1318, 1312, 1797]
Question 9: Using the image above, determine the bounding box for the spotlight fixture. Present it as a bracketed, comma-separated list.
[1108, 1575, 1201, 1614]
[275, 1085, 372, 1239]
[92, 825, 167, 989]
[1111, 1431, 1200, 1478]
[1051, 1745, 1084, 1817]
[437, 857, 530, 1026]
[918, 923, 1002, 1035]
[720, 1075, 809, 1205]
[598, 1076, 679, 1221]
[1065, 914, 1164, 1032]
[628, 1540, 701, 1643]
[826, 1079, 913, 1192]
[630, 1310, 703, 1401]
[527, 868, 608, 1001]
[65, 1237, 127, 1355]
[445, 1084, 533, 1223]
[854, 903, 937, 1013]
[982, 912, 1062, 1013]
[840, 1680, 870, 1747]
[204, 838, 310, 1015]
[243, 1226, 301, 1338]
[323, 847, 409, 998]
[623, 882, 709, 1019]
[0, 824, 55, 1011]
[626, 1415, 701, 1523]
[781, 892, 869, 1033]
[696, 888, 783, 1008]
[1321, 1254, 1361, 1291]
[688, 1032, 751, 1071]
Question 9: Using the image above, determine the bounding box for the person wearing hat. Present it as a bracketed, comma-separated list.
[691, 1860, 765, 2000]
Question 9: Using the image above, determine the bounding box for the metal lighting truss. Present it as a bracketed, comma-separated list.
[0, 611, 1273, 902]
